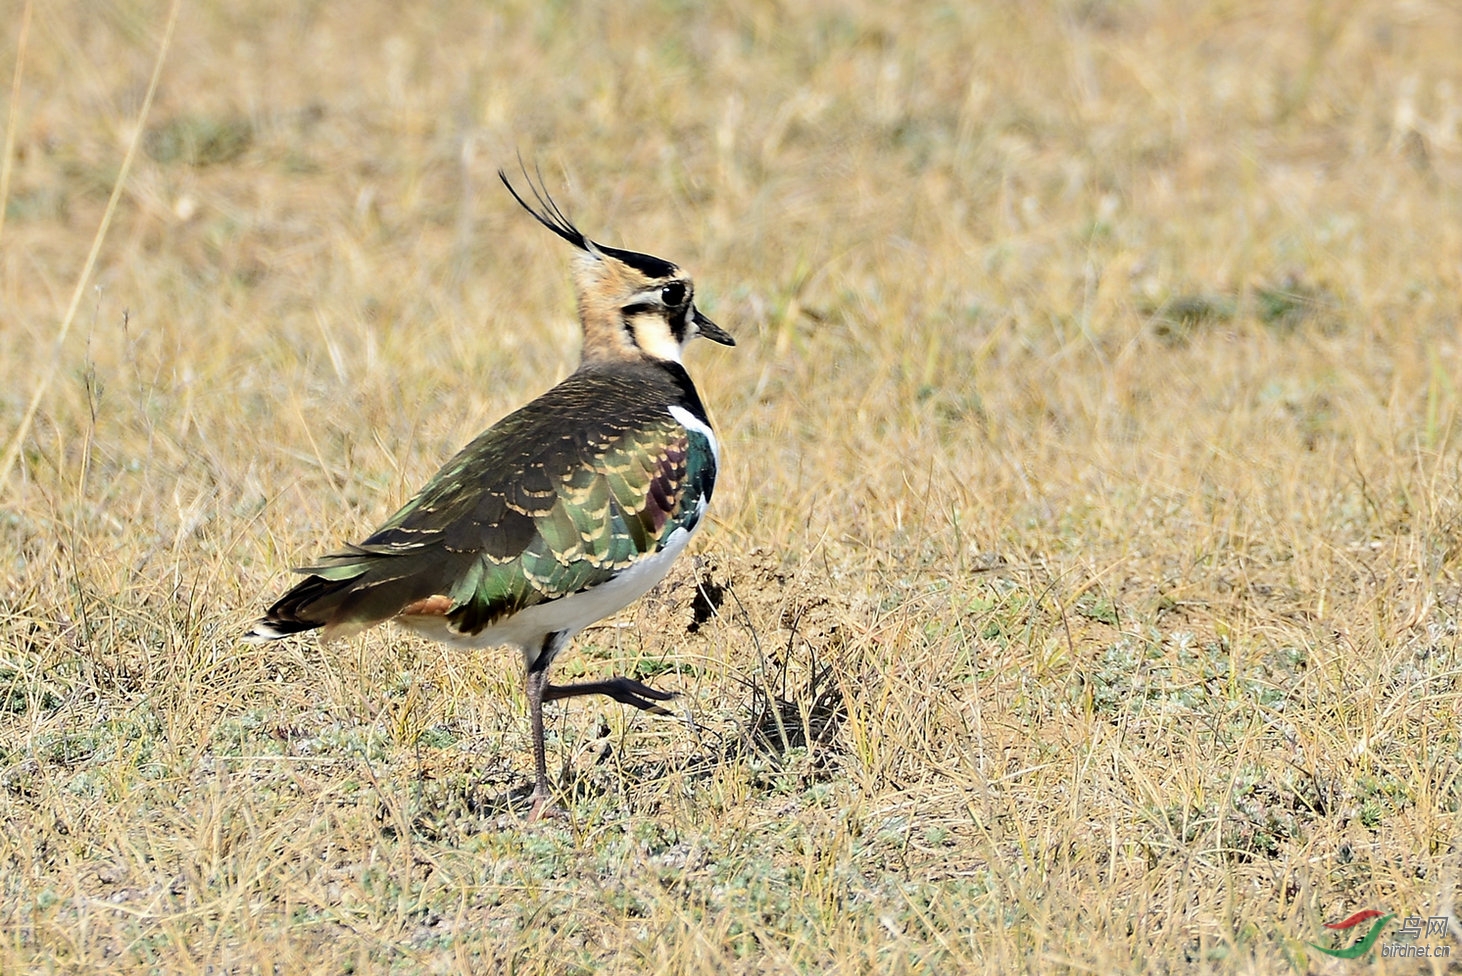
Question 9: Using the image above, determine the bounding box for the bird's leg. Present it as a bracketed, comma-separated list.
[524, 634, 562, 821]
[544, 676, 677, 714]
[525, 666, 551, 820]
[524, 633, 675, 819]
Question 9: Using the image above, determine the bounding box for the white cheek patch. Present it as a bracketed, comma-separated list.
[631, 317, 684, 364]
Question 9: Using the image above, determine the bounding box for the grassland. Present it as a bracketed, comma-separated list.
[3, 0, 1462, 972]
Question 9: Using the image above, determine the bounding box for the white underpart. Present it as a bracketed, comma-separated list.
[400, 406, 716, 669]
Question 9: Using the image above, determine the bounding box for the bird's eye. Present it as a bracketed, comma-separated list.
[660, 282, 686, 307]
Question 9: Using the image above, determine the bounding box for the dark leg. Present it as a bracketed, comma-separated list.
[523, 632, 676, 819]
[525, 666, 551, 819]
[524, 633, 565, 821]
[544, 676, 677, 714]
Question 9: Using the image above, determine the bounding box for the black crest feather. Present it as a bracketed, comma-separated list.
[498, 162, 590, 251]
[498, 161, 678, 280]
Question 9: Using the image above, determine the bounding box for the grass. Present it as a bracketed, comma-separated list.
[3, 0, 1462, 971]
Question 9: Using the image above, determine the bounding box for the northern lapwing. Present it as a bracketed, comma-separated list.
[246, 170, 734, 817]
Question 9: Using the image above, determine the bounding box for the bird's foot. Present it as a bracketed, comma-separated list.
[544, 675, 677, 714]
[526, 788, 568, 823]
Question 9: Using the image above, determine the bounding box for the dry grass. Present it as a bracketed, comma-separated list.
[3, 0, 1462, 971]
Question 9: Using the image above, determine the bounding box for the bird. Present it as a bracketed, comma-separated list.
[245, 168, 734, 817]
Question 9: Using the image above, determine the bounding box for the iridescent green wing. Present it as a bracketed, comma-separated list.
[444, 412, 701, 633]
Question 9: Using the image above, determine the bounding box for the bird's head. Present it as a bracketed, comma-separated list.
[499, 169, 735, 366]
